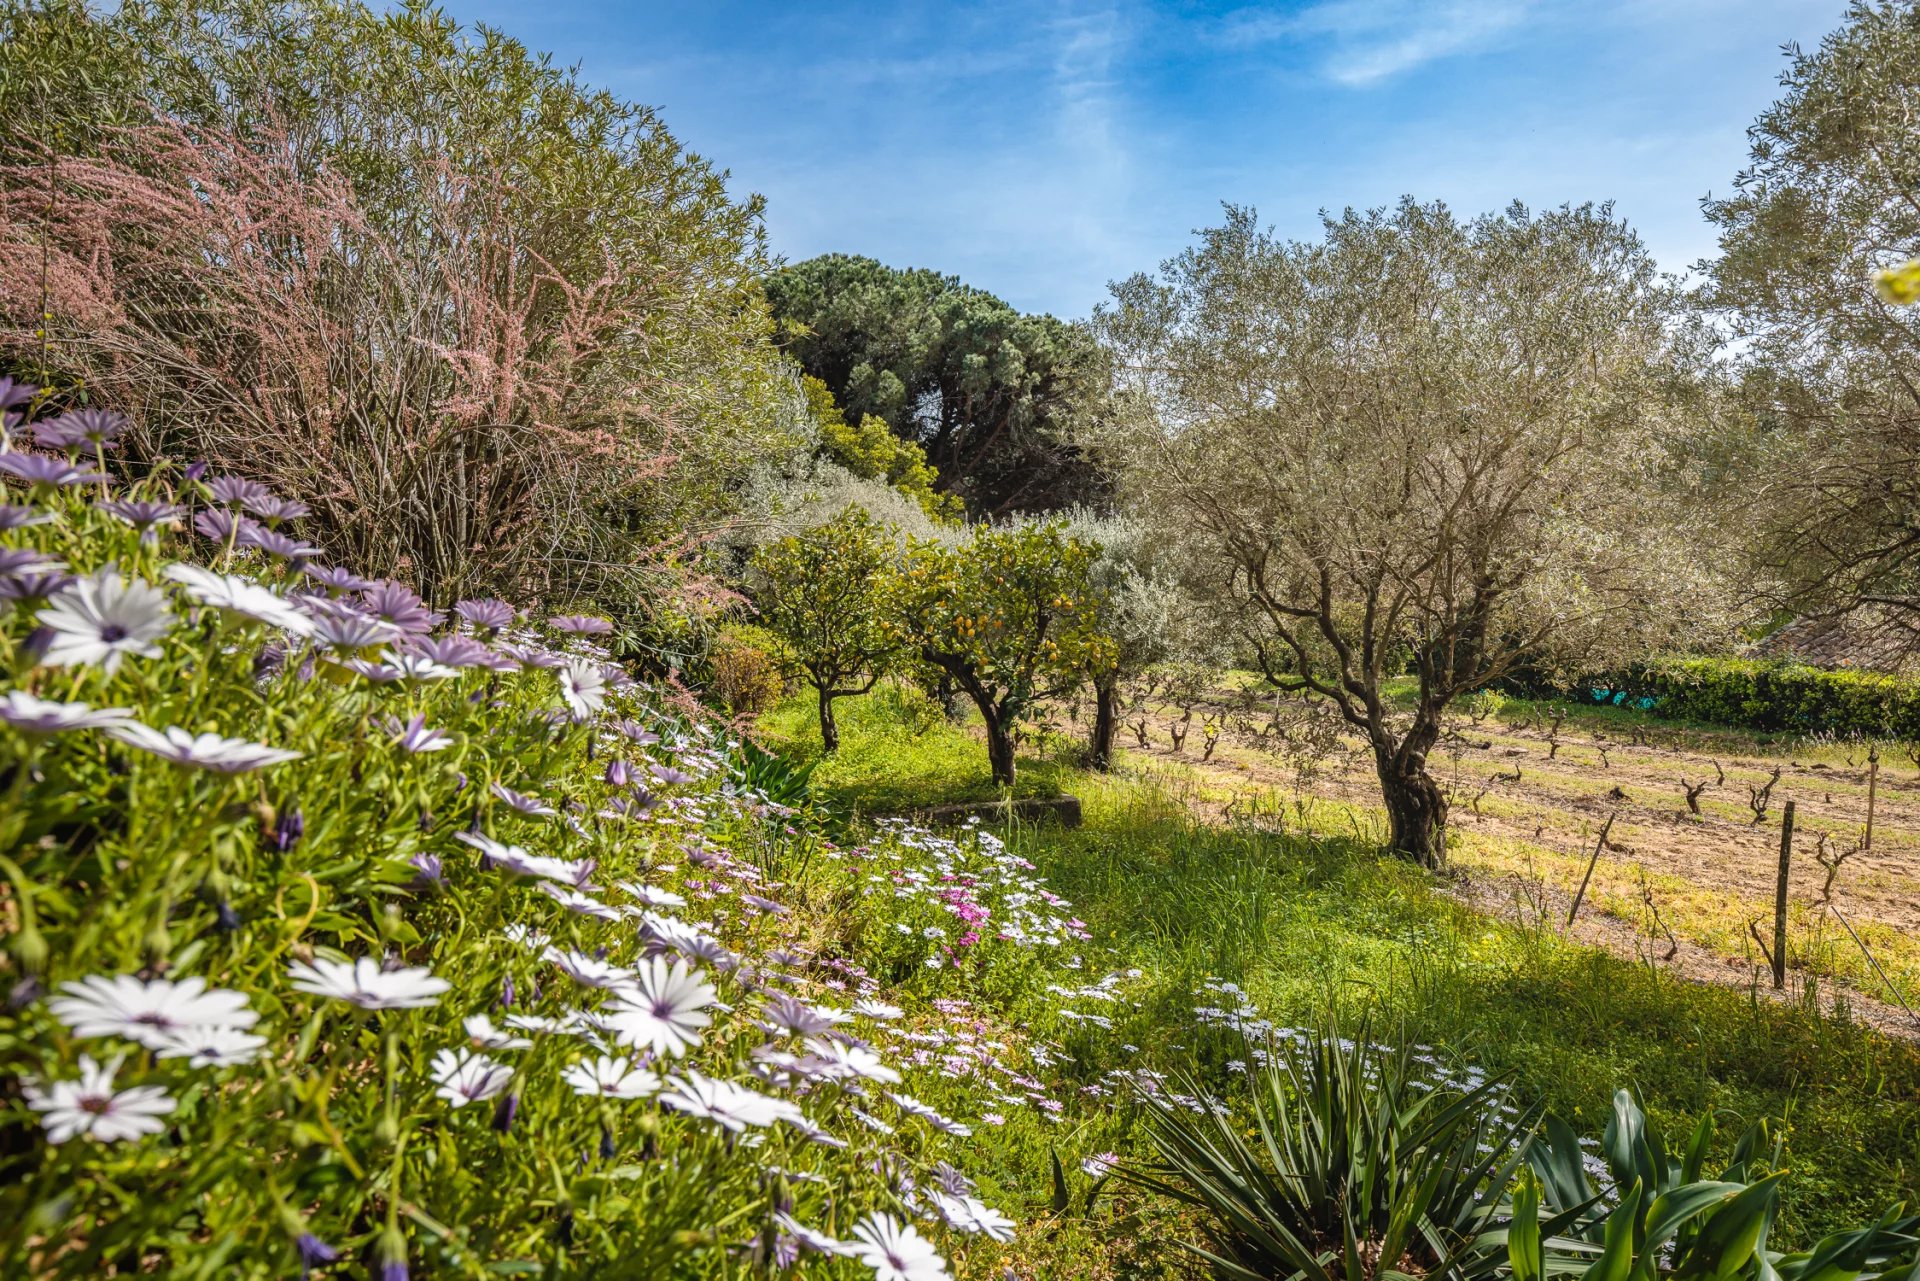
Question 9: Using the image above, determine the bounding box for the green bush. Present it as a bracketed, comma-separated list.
[705, 623, 789, 716]
[1508, 658, 1920, 739]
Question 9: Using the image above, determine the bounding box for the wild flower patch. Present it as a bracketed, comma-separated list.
[0, 395, 1108, 1277]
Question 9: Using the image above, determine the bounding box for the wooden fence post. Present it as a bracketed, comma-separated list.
[1566, 810, 1617, 928]
[1773, 799, 1795, 991]
[1865, 746, 1879, 853]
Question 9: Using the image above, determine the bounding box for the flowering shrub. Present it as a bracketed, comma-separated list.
[0, 393, 1100, 1278]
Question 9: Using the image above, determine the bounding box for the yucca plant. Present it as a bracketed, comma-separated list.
[1512, 1090, 1918, 1281]
[1125, 1027, 1556, 1281]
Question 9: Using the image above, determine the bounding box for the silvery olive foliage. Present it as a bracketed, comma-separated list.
[1093, 199, 1735, 865]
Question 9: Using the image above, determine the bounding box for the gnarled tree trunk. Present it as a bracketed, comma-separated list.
[1372, 712, 1447, 868]
[1087, 675, 1119, 771]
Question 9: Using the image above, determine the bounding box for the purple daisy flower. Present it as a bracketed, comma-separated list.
[0, 376, 37, 414]
[95, 499, 186, 539]
[0, 453, 107, 490]
[490, 783, 556, 817]
[242, 494, 310, 524]
[0, 547, 64, 578]
[0, 504, 53, 531]
[404, 634, 495, 669]
[495, 641, 568, 669]
[612, 719, 660, 745]
[33, 408, 126, 452]
[193, 508, 262, 544]
[548, 613, 613, 636]
[408, 852, 445, 889]
[453, 598, 516, 633]
[301, 564, 377, 594]
[307, 610, 398, 652]
[649, 764, 695, 787]
[361, 582, 443, 635]
[237, 525, 322, 562]
[384, 712, 454, 754]
[205, 475, 271, 508]
[0, 572, 75, 604]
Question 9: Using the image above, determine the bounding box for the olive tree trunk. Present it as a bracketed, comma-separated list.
[1371, 712, 1447, 868]
[1087, 675, 1119, 771]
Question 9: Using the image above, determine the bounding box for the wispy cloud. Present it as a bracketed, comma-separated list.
[1218, 0, 1535, 86]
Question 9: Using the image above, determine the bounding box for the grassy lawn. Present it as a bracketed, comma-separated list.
[760, 684, 1920, 1245]
[757, 680, 1083, 812]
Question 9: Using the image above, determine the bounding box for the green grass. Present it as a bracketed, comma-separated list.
[758, 681, 1082, 813]
[762, 686, 1920, 1248]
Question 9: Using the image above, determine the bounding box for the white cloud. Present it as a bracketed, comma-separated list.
[1218, 0, 1535, 85]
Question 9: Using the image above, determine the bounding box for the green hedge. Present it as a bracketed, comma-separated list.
[1506, 657, 1920, 739]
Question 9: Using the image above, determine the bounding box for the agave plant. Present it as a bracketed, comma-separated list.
[1125, 1027, 1549, 1281]
[1513, 1090, 1918, 1281]
[730, 736, 816, 809]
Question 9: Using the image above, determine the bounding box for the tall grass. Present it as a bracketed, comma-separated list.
[760, 690, 1920, 1243]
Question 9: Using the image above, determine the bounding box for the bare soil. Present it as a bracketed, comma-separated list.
[1042, 692, 1920, 1036]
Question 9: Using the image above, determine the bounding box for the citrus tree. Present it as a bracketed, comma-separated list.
[748, 506, 900, 753]
[895, 521, 1111, 787]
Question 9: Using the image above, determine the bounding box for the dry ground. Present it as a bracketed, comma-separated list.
[1035, 688, 1920, 1034]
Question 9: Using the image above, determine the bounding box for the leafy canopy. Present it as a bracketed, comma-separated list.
[766, 254, 1109, 518]
[750, 505, 902, 699]
[1702, 1, 1920, 623]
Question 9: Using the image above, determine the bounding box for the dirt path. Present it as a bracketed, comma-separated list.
[1054, 694, 1920, 1035]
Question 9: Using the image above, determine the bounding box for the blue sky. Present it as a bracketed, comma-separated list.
[452, 0, 1845, 319]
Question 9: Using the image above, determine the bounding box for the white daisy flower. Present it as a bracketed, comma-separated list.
[931, 1193, 1016, 1242]
[25, 1054, 177, 1144]
[0, 691, 132, 737]
[562, 1054, 661, 1099]
[543, 946, 633, 990]
[887, 1092, 941, 1121]
[108, 722, 301, 773]
[152, 1025, 269, 1067]
[604, 957, 715, 1058]
[379, 648, 458, 682]
[854, 999, 904, 1022]
[430, 1049, 513, 1107]
[287, 957, 448, 1010]
[614, 881, 686, 909]
[538, 883, 620, 920]
[848, 1213, 949, 1281]
[463, 1014, 533, 1051]
[499, 923, 550, 951]
[759, 994, 846, 1038]
[659, 1071, 803, 1132]
[772, 1213, 850, 1258]
[558, 658, 607, 720]
[35, 568, 174, 675]
[163, 563, 314, 635]
[48, 974, 258, 1050]
[803, 1037, 902, 1084]
[454, 832, 590, 885]
[503, 1013, 570, 1035]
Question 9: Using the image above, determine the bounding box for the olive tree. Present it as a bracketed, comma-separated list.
[895, 521, 1110, 787]
[748, 506, 900, 753]
[1060, 509, 1191, 770]
[1702, 2, 1920, 630]
[1095, 200, 1728, 866]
